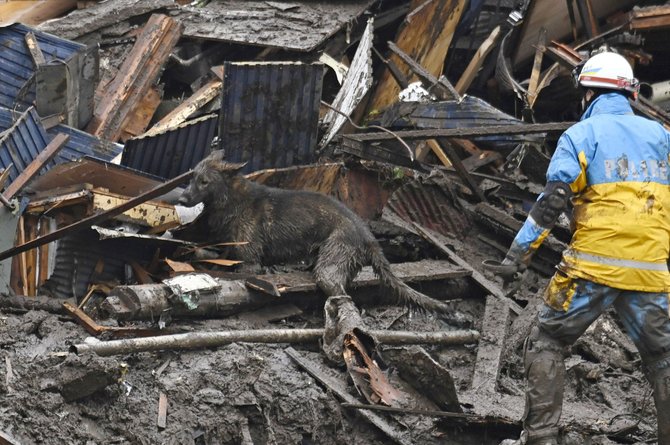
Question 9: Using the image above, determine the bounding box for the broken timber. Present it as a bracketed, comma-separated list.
[86, 14, 183, 142]
[71, 329, 479, 356]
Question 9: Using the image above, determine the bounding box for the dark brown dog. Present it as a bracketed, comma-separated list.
[179, 150, 450, 313]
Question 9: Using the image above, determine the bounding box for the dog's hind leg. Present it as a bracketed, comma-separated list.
[313, 233, 361, 296]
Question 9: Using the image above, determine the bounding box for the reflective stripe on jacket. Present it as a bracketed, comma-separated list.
[512, 92, 670, 292]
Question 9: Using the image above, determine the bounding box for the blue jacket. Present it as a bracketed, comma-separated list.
[510, 92, 670, 292]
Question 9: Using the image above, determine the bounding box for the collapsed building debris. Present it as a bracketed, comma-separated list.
[0, 0, 668, 443]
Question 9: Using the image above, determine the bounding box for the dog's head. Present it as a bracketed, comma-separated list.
[178, 150, 247, 207]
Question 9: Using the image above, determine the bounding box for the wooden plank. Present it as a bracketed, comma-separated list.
[0, 171, 193, 262]
[0, 0, 77, 26]
[119, 86, 162, 142]
[454, 25, 501, 95]
[91, 188, 179, 228]
[470, 295, 512, 394]
[3, 133, 69, 200]
[366, 0, 466, 113]
[142, 79, 222, 137]
[527, 27, 547, 108]
[37, 218, 51, 287]
[285, 347, 414, 445]
[157, 392, 168, 429]
[24, 215, 39, 296]
[85, 14, 182, 142]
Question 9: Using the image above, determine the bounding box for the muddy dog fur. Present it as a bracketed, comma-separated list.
[178, 150, 450, 313]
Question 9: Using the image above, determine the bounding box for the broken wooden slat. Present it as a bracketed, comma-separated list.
[85, 14, 183, 142]
[286, 347, 414, 445]
[454, 25, 501, 95]
[142, 78, 222, 137]
[3, 133, 69, 200]
[527, 27, 547, 108]
[0, 170, 193, 262]
[366, 0, 465, 112]
[470, 295, 512, 394]
[157, 392, 168, 429]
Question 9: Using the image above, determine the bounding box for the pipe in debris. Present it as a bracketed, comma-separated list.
[71, 329, 480, 357]
[640, 80, 670, 105]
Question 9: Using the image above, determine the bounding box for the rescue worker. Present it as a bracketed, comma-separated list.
[499, 51, 670, 445]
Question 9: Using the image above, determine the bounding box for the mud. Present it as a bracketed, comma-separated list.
[0, 228, 659, 445]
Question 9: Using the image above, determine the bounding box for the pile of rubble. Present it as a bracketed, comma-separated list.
[0, 0, 668, 444]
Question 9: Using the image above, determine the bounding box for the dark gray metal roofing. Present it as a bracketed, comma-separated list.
[0, 106, 123, 183]
[219, 61, 323, 173]
[121, 114, 218, 179]
[0, 23, 85, 111]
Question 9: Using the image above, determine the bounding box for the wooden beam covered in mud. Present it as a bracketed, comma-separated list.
[85, 13, 182, 142]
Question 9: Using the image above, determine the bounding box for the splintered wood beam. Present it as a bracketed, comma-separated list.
[142, 78, 222, 137]
[3, 133, 69, 200]
[436, 138, 488, 202]
[0, 171, 193, 262]
[85, 13, 182, 142]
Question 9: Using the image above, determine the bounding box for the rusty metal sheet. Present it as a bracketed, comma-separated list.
[175, 1, 375, 52]
[246, 162, 392, 221]
[385, 177, 471, 237]
[121, 114, 217, 180]
[219, 62, 323, 173]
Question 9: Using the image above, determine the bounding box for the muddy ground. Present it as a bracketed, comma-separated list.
[0, 225, 658, 445]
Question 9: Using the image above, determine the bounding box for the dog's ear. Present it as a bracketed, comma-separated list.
[223, 161, 247, 173]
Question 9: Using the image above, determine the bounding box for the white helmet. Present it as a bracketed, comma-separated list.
[577, 52, 639, 94]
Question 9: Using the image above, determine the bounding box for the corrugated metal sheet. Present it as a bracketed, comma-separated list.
[385, 178, 471, 237]
[121, 114, 217, 179]
[219, 62, 323, 173]
[0, 106, 50, 183]
[0, 106, 123, 183]
[39, 229, 150, 300]
[0, 23, 85, 112]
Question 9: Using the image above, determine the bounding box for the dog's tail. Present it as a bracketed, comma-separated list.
[367, 242, 451, 314]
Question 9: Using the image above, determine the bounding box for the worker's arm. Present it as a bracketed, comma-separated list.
[503, 132, 589, 273]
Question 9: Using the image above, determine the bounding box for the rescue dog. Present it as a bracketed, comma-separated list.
[178, 150, 450, 313]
